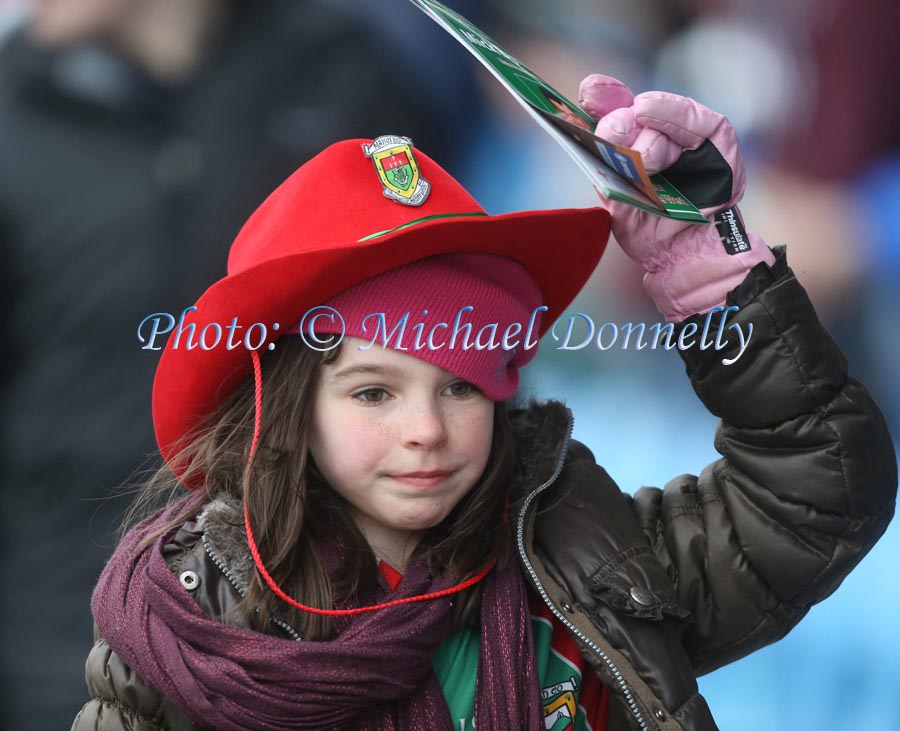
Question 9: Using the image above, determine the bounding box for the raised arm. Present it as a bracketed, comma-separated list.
[631, 249, 895, 673]
[579, 76, 897, 673]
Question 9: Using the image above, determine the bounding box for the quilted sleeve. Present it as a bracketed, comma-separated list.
[631, 248, 897, 674]
[71, 626, 197, 731]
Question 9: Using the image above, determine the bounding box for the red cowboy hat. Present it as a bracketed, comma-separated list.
[152, 136, 610, 480]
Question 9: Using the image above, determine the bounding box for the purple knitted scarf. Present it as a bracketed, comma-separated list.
[92, 494, 542, 730]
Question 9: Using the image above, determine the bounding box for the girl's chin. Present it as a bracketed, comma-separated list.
[385, 508, 454, 535]
[388, 516, 445, 535]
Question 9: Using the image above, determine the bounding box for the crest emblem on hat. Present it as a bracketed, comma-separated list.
[363, 135, 430, 206]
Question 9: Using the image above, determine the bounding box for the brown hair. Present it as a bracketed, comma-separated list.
[124, 336, 519, 639]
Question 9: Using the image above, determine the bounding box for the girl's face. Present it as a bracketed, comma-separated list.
[309, 337, 495, 568]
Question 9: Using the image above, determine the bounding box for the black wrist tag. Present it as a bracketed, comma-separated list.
[714, 207, 751, 256]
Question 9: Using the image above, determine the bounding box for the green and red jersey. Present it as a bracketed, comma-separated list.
[379, 561, 610, 731]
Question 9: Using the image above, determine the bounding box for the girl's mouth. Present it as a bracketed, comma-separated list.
[389, 470, 455, 487]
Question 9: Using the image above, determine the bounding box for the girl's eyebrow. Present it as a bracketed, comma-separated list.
[328, 363, 405, 382]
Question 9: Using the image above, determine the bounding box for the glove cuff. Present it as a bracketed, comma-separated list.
[643, 207, 777, 322]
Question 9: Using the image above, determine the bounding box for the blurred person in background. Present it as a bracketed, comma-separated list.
[0, 0, 479, 726]
[770, 0, 900, 435]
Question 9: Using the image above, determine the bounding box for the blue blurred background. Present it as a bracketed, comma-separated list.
[1, 0, 896, 728]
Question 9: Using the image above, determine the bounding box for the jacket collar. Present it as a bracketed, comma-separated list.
[508, 398, 573, 490]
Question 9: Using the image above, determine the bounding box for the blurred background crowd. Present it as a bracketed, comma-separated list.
[0, 0, 896, 728]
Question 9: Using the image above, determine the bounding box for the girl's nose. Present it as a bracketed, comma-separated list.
[402, 397, 449, 449]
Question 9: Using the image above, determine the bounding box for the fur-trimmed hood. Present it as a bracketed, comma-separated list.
[508, 398, 573, 488]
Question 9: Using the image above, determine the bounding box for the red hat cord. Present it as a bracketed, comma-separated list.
[242, 349, 501, 616]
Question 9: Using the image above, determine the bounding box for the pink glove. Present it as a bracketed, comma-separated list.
[579, 74, 776, 322]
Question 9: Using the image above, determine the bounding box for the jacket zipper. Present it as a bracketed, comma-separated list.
[515, 413, 652, 731]
[201, 533, 303, 641]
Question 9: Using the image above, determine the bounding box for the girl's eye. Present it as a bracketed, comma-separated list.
[445, 381, 478, 398]
[353, 387, 389, 404]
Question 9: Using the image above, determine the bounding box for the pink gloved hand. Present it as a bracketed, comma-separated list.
[579, 74, 776, 322]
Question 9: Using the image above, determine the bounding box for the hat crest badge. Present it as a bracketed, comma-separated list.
[363, 135, 431, 206]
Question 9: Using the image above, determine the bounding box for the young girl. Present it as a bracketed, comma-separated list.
[73, 76, 896, 731]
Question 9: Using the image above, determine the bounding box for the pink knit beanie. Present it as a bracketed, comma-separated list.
[310, 253, 544, 401]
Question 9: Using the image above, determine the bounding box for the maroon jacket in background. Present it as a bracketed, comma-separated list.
[777, 0, 900, 178]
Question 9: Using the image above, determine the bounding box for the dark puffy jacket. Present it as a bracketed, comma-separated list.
[72, 253, 897, 730]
